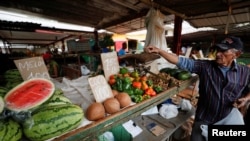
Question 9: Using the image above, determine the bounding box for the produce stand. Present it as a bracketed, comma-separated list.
[52, 75, 198, 141]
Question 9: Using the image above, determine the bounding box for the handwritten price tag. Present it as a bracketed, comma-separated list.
[14, 57, 50, 80]
[88, 75, 113, 103]
[101, 52, 119, 81]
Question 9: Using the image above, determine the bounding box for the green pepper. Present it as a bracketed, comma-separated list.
[116, 77, 123, 92]
[121, 77, 132, 91]
[153, 85, 163, 93]
[111, 84, 118, 90]
[133, 88, 144, 95]
[130, 95, 143, 103]
[146, 79, 153, 87]
[122, 82, 131, 91]
[120, 67, 129, 74]
[123, 77, 132, 84]
[124, 89, 134, 96]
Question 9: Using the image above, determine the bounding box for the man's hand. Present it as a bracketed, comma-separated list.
[233, 97, 248, 108]
[144, 45, 159, 54]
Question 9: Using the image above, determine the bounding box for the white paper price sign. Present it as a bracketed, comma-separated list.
[101, 52, 120, 81]
[14, 56, 50, 80]
[88, 75, 113, 103]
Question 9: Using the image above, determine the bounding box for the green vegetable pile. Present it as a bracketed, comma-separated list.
[108, 67, 164, 103]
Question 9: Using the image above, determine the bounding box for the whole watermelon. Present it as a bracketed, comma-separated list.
[23, 104, 84, 141]
[0, 118, 22, 141]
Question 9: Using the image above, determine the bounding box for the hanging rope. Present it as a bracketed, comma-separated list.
[225, 0, 232, 35]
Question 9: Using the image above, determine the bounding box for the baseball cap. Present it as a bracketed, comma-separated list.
[215, 36, 243, 51]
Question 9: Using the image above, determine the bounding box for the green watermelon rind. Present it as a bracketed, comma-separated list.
[4, 78, 55, 112]
[0, 96, 4, 114]
[41, 94, 72, 108]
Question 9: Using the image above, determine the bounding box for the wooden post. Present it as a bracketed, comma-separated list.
[173, 16, 183, 55]
[93, 29, 100, 52]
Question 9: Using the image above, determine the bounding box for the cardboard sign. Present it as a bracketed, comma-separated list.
[101, 52, 120, 81]
[146, 123, 166, 136]
[14, 57, 50, 80]
[88, 75, 113, 103]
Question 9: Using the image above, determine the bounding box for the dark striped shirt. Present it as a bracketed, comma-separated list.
[177, 57, 250, 124]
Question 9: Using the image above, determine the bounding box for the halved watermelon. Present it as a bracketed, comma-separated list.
[4, 78, 55, 112]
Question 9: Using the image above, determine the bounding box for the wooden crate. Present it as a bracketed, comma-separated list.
[62, 65, 81, 80]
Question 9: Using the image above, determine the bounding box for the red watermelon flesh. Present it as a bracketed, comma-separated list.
[4, 78, 55, 112]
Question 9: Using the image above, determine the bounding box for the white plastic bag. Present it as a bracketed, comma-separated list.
[144, 8, 173, 69]
[81, 65, 90, 75]
[159, 104, 179, 119]
[98, 131, 114, 141]
[144, 8, 169, 52]
[180, 99, 192, 111]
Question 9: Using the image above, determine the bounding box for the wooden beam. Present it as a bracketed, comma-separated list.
[231, 1, 250, 9]
[111, 0, 141, 12]
[96, 9, 148, 29]
[140, 0, 187, 19]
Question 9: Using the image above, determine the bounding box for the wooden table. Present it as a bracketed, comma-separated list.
[132, 108, 195, 141]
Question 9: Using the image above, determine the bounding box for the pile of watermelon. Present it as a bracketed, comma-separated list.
[0, 77, 84, 141]
[160, 67, 192, 81]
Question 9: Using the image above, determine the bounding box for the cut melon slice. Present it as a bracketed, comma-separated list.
[4, 78, 55, 112]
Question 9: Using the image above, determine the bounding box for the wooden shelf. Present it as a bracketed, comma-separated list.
[52, 75, 199, 141]
[133, 108, 195, 141]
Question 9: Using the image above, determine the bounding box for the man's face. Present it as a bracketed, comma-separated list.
[215, 48, 237, 67]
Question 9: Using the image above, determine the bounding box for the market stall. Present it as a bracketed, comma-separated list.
[0, 52, 198, 141]
[52, 75, 198, 141]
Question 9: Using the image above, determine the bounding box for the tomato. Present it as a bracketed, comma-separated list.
[109, 78, 116, 85]
[140, 75, 147, 81]
[132, 81, 142, 89]
[145, 87, 156, 96]
[109, 74, 116, 80]
[150, 91, 156, 96]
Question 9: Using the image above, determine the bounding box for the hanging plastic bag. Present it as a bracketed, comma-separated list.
[144, 8, 174, 70]
[144, 8, 169, 52]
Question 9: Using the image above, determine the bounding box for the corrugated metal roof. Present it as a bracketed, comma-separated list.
[0, 0, 249, 46]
